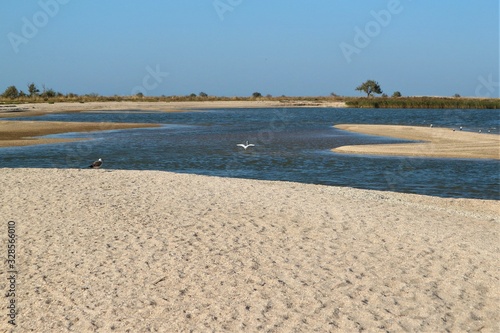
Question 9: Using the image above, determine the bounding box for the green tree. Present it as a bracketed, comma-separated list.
[392, 91, 402, 98]
[28, 83, 39, 97]
[252, 92, 262, 98]
[199, 92, 208, 97]
[2, 85, 19, 99]
[41, 88, 56, 98]
[355, 80, 383, 97]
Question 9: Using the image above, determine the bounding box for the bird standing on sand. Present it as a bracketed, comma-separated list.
[89, 158, 103, 169]
[237, 141, 255, 150]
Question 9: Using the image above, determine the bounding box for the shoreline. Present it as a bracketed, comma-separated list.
[0, 100, 347, 119]
[0, 168, 498, 331]
[333, 124, 500, 160]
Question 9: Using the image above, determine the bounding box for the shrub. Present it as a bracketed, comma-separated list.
[41, 89, 56, 98]
[28, 83, 39, 97]
[2, 86, 19, 99]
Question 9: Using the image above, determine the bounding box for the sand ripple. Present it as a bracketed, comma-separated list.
[0, 169, 498, 332]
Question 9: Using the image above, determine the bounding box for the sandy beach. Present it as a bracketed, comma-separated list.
[0, 168, 498, 332]
[333, 124, 500, 160]
[0, 100, 347, 119]
[0, 121, 160, 147]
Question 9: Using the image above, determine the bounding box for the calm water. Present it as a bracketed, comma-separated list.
[1, 108, 499, 199]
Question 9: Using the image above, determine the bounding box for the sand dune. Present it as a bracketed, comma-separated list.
[333, 124, 500, 160]
[0, 168, 498, 332]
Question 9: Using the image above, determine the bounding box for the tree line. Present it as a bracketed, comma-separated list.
[0, 80, 467, 100]
[2, 83, 65, 99]
[1, 83, 270, 101]
[1, 81, 498, 109]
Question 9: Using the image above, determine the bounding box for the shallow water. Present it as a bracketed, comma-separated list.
[1, 108, 499, 199]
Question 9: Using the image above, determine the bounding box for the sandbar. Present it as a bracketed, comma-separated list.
[0, 100, 347, 119]
[0, 120, 160, 147]
[333, 124, 500, 160]
[0, 168, 498, 332]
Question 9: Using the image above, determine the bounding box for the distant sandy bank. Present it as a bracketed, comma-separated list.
[0, 120, 160, 147]
[0, 100, 347, 119]
[333, 124, 500, 160]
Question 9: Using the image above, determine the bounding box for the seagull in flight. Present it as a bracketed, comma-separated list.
[89, 158, 103, 169]
[237, 141, 255, 150]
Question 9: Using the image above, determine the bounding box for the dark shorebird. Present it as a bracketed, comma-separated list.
[89, 158, 103, 169]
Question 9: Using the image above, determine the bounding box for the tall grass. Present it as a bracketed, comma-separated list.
[344, 97, 500, 109]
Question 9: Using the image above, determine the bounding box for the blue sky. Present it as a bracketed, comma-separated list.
[1, 0, 498, 97]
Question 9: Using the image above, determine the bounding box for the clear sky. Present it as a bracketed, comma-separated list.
[1, 0, 498, 97]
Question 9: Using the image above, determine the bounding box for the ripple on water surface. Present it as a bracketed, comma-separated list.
[1, 108, 499, 199]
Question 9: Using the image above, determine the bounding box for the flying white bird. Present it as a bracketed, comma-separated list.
[89, 158, 103, 169]
[237, 141, 255, 150]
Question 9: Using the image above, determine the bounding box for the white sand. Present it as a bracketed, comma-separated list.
[0, 100, 347, 119]
[333, 124, 500, 160]
[0, 121, 160, 147]
[0, 168, 498, 332]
